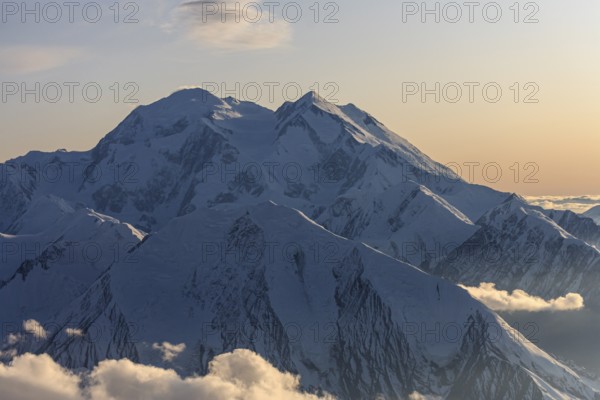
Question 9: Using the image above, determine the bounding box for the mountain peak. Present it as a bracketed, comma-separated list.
[296, 90, 327, 106]
[502, 193, 528, 205]
[277, 90, 334, 112]
[583, 205, 600, 225]
[157, 87, 224, 107]
[131, 87, 227, 121]
[275, 91, 344, 127]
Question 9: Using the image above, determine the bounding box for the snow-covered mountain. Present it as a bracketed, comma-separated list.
[0, 195, 145, 325]
[429, 195, 600, 309]
[544, 208, 600, 250]
[0, 89, 505, 267]
[584, 205, 600, 225]
[3, 203, 598, 399]
[2, 88, 600, 398]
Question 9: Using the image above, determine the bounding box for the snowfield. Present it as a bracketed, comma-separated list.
[1, 89, 599, 399]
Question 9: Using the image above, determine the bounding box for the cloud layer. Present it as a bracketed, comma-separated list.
[460, 282, 585, 312]
[0, 46, 85, 75]
[525, 195, 600, 215]
[0, 350, 334, 400]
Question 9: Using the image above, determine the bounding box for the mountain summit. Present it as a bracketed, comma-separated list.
[1, 89, 600, 399]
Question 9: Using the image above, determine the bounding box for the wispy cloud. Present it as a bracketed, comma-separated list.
[525, 195, 600, 214]
[65, 328, 83, 338]
[408, 392, 441, 400]
[0, 46, 86, 75]
[166, 1, 292, 50]
[152, 341, 186, 362]
[0, 350, 335, 400]
[460, 282, 585, 312]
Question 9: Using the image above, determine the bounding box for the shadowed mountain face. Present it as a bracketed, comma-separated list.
[584, 205, 600, 226]
[0, 89, 503, 252]
[429, 196, 600, 309]
[1, 89, 599, 399]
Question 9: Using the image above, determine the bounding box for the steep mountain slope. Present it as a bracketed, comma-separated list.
[430, 195, 600, 309]
[0, 195, 145, 326]
[544, 209, 600, 249]
[4, 203, 597, 399]
[0, 89, 505, 262]
[2, 88, 600, 398]
[584, 205, 600, 225]
[313, 182, 478, 266]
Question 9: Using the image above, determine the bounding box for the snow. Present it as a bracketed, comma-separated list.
[583, 205, 600, 225]
[0, 195, 146, 324]
[1, 88, 599, 399]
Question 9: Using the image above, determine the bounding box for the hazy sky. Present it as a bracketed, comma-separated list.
[1, 0, 598, 196]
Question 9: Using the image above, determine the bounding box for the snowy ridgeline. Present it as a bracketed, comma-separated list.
[1, 89, 600, 399]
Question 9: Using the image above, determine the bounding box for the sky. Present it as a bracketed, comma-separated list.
[0, 0, 599, 197]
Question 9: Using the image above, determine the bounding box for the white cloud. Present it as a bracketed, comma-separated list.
[0, 354, 81, 400]
[0, 46, 86, 75]
[7, 334, 21, 345]
[65, 329, 83, 338]
[23, 320, 47, 339]
[460, 282, 585, 312]
[408, 392, 440, 400]
[0, 350, 335, 400]
[152, 342, 186, 362]
[169, 1, 292, 50]
[525, 195, 600, 215]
